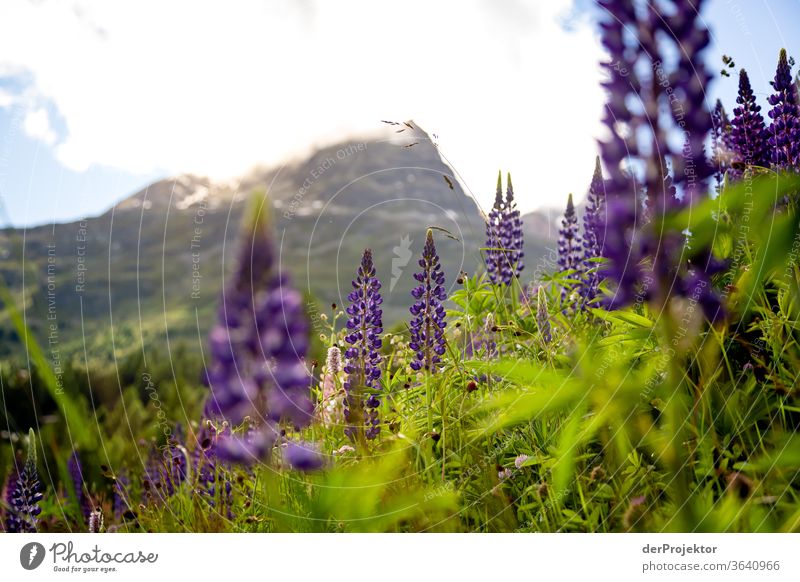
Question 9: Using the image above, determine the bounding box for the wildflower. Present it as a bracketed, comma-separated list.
[597, 0, 724, 322]
[767, 49, 800, 172]
[580, 157, 605, 305]
[558, 193, 581, 273]
[68, 451, 92, 521]
[409, 229, 447, 372]
[88, 508, 103, 533]
[485, 172, 506, 285]
[498, 468, 513, 481]
[622, 495, 646, 530]
[485, 172, 524, 285]
[730, 69, 770, 172]
[193, 421, 233, 514]
[504, 173, 525, 279]
[711, 99, 734, 188]
[319, 346, 344, 426]
[4, 429, 43, 533]
[283, 441, 325, 471]
[343, 249, 384, 441]
[333, 444, 356, 456]
[514, 454, 529, 469]
[202, 201, 315, 465]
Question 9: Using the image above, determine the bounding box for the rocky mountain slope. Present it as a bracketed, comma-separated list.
[0, 127, 559, 362]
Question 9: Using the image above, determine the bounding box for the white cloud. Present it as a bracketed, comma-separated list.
[23, 107, 56, 145]
[0, 0, 606, 213]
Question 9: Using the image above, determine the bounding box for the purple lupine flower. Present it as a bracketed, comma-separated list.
[514, 454, 530, 469]
[68, 451, 92, 520]
[485, 172, 506, 285]
[597, 0, 723, 322]
[142, 448, 172, 502]
[194, 420, 233, 514]
[88, 508, 103, 533]
[536, 286, 551, 345]
[580, 157, 605, 305]
[730, 69, 770, 172]
[558, 193, 581, 273]
[343, 249, 384, 441]
[203, 203, 315, 465]
[767, 49, 800, 172]
[283, 441, 325, 471]
[711, 99, 733, 189]
[409, 229, 447, 372]
[504, 173, 524, 279]
[485, 173, 524, 286]
[4, 430, 43, 533]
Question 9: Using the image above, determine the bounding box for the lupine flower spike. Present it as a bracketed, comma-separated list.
[68, 451, 92, 520]
[88, 508, 103, 533]
[203, 196, 321, 469]
[730, 69, 769, 172]
[485, 172, 524, 286]
[711, 99, 733, 189]
[558, 193, 581, 273]
[343, 249, 384, 441]
[581, 158, 605, 305]
[409, 229, 447, 372]
[767, 49, 800, 172]
[504, 173, 524, 280]
[597, 0, 724, 322]
[485, 171, 506, 285]
[4, 429, 43, 533]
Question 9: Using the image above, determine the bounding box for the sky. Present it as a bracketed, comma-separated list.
[0, 0, 798, 227]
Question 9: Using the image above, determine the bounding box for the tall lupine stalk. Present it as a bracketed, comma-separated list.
[767, 49, 800, 172]
[558, 193, 582, 273]
[581, 157, 605, 305]
[597, 0, 723, 322]
[558, 193, 582, 305]
[485, 173, 524, 286]
[343, 249, 384, 443]
[409, 229, 447, 372]
[504, 173, 524, 280]
[485, 172, 506, 285]
[711, 99, 733, 189]
[730, 69, 769, 172]
[68, 451, 92, 521]
[4, 430, 43, 533]
[202, 199, 320, 470]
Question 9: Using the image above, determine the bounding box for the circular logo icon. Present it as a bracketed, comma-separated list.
[20, 542, 46, 570]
